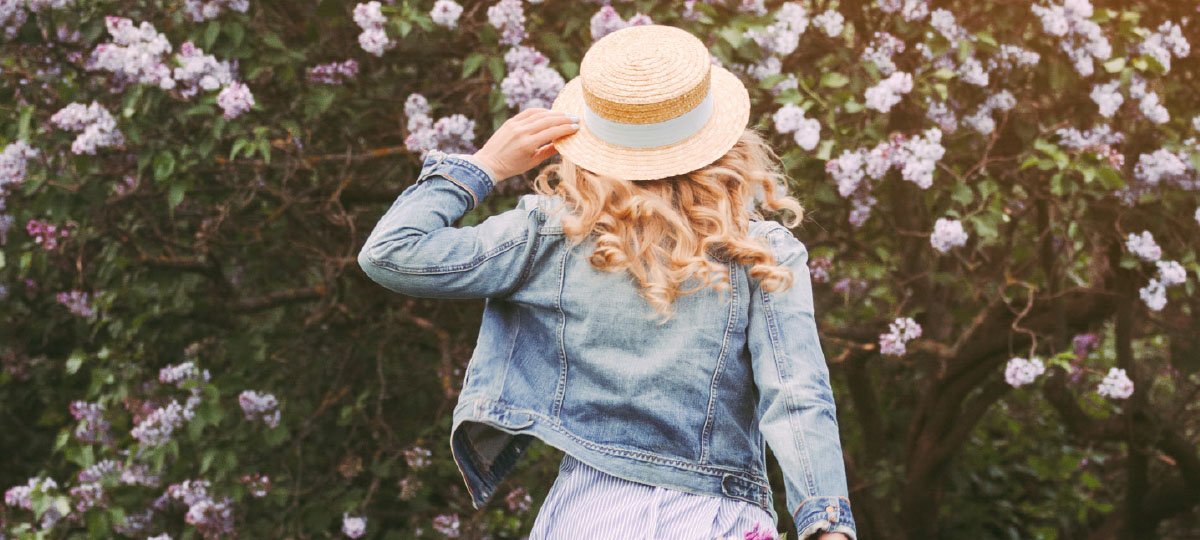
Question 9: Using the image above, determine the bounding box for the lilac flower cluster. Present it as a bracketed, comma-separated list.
[1, 140, 38, 193]
[307, 59, 359, 85]
[862, 32, 905, 76]
[1139, 259, 1187, 312]
[962, 90, 1016, 135]
[217, 81, 255, 119]
[986, 44, 1041, 72]
[826, 128, 944, 226]
[930, 217, 968, 253]
[589, 5, 652, 40]
[1089, 80, 1122, 118]
[877, 0, 928, 21]
[1125, 230, 1161, 262]
[4, 476, 58, 510]
[744, 2, 808, 57]
[1096, 367, 1133, 399]
[49, 101, 125, 155]
[1004, 356, 1045, 387]
[343, 513, 367, 538]
[238, 389, 281, 428]
[132, 361, 209, 446]
[403, 445, 432, 469]
[239, 472, 270, 497]
[771, 103, 821, 151]
[487, 0, 525, 45]
[500, 44, 565, 110]
[56, 290, 96, 318]
[172, 41, 235, 99]
[879, 317, 922, 356]
[26, 218, 71, 250]
[505, 486, 532, 513]
[864, 71, 913, 113]
[165, 479, 235, 538]
[1133, 148, 1193, 187]
[87, 16, 174, 90]
[432, 513, 462, 537]
[69, 400, 113, 444]
[737, 55, 797, 96]
[924, 97, 958, 133]
[1137, 21, 1189, 73]
[429, 0, 463, 29]
[929, 8, 968, 47]
[1033, 0, 1111, 76]
[402, 93, 477, 157]
[353, 1, 394, 56]
[808, 256, 832, 283]
[811, 10, 844, 38]
[183, 0, 249, 22]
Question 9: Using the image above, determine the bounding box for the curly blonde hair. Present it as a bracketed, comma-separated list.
[530, 127, 806, 323]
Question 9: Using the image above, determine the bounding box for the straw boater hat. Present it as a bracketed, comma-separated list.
[549, 24, 752, 181]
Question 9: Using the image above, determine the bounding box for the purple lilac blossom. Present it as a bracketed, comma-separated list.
[487, 0, 526, 45]
[183, 0, 249, 22]
[238, 390, 281, 428]
[217, 81, 255, 119]
[500, 45, 565, 110]
[879, 317, 922, 356]
[353, 1, 394, 56]
[930, 217, 968, 253]
[49, 101, 125, 154]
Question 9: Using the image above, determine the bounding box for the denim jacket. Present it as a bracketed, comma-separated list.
[357, 149, 857, 540]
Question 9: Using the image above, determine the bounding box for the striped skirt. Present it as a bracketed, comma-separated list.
[528, 453, 778, 540]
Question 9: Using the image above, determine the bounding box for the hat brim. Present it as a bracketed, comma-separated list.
[549, 63, 750, 181]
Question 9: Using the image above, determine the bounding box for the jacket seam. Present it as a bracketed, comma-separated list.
[498, 210, 544, 299]
[762, 237, 820, 499]
[699, 258, 739, 464]
[365, 234, 527, 275]
[551, 242, 572, 419]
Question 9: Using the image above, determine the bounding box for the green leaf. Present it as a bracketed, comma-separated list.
[204, 21, 221, 49]
[1097, 166, 1125, 189]
[487, 56, 506, 81]
[816, 139, 834, 161]
[462, 52, 486, 77]
[820, 72, 849, 88]
[262, 32, 286, 49]
[1103, 57, 1125, 73]
[843, 99, 864, 114]
[153, 151, 176, 181]
[931, 68, 956, 80]
[951, 183, 974, 206]
[227, 22, 245, 48]
[168, 182, 186, 210]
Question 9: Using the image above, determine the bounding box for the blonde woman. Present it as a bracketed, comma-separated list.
[358, 24, 856, 540]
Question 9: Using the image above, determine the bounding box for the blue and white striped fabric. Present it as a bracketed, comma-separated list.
[528, 453, 778, 540]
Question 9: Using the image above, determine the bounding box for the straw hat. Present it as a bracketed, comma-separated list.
[549, 24, 751, 181]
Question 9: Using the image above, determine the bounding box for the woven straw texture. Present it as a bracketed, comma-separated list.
[549, 24, 751, 181]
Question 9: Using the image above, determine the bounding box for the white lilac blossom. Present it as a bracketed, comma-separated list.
[429, 0, 463, 29]
[131, 398, 197, 446]
[343, 513, 367, 538]
[4, 477, 58, 510]
[744, 2, 808, 57]
[87, 16, 174, 90]
[500, 45, 566, 110]
[737, 0, 767, 16]
[69, 400, 112, 444]
[1125, 230, 1161, 262]
[1156, 260, 1187, 287]
[1005, 356, 1045, 387]
[238, 390, 281, 428]
[826, 148, 867, 197]
[1133, 148, 1188, 186]
[1055, 124, 1123, 152]
[217, 81, 255, 119]
[925, 97, 957, 133]
[739, 55, 798, 95]
[432, 513, 462, 538]
[0, 140, 38, 191]
[987, 44, 1041, 72]
[1137, 281, 1163, 309]
[307, 59, 359, 85]
[963, 90, 1016, 135]
[771, 104, 820, 150]
[930, 217, 968, 253]
[159, 361, 211, 387]
[1030, 0, 1110, 77]
[877, 0, 928, 21]
[1096, 367, 1133, 399]
[864, 71, 913, 113]
[811, 10, 844, 37]
[402, 92, 478, 156]
[589, 5, 652, 41]
[862, 32, 905, 76]
[56, 290, 96, 318]
[49, 101, 125, 154]
[353, 1, 394, 56]
[173, 41, 236, 99]
[166, 480, 235, 538]
[183, 0, 249, 22]
[1137, 91, 1169, 124]
[879, 317, 922, 356]
[957, 56, 988, 87]
[894, 127, 944, 188]
[1195, 207, 1200, 226]
[487, 0, 526, 45]
[1089, 80, 1123, 117]
[1137, 21, 1189, 73]
[929, 8, 969, 46]
[70, 482, 105, 512]
[404, 446, 433, 469]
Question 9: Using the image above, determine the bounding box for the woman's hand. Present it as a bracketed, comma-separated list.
[471, 107, 580, 181]
[816, 533, 852, 540]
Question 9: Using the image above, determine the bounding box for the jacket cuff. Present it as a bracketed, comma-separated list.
[415, 149, 496, 211]
[794, 496, 857, 540]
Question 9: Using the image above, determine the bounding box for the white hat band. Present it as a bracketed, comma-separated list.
[582, 85, 715, 149]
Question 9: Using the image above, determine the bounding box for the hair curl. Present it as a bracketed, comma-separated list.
[530, 127, 805, 323]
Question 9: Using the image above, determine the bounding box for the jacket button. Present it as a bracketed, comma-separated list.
[825, 505, 835, 512]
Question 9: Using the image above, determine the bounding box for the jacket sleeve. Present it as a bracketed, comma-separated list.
[747, 224, 858, 540]
[356, 149, 544, 299]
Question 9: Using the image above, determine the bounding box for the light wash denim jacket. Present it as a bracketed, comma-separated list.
[357, 149, 857, 540]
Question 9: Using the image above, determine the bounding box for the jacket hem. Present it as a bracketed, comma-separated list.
[449, 395, 780, 525]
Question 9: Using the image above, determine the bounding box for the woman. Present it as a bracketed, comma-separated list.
[358, 24, 856, 540]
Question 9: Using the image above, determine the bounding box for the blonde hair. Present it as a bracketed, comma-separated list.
[530, 127, 806, 323]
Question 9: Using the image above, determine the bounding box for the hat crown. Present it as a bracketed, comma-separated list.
[580, 25, 713, 125]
